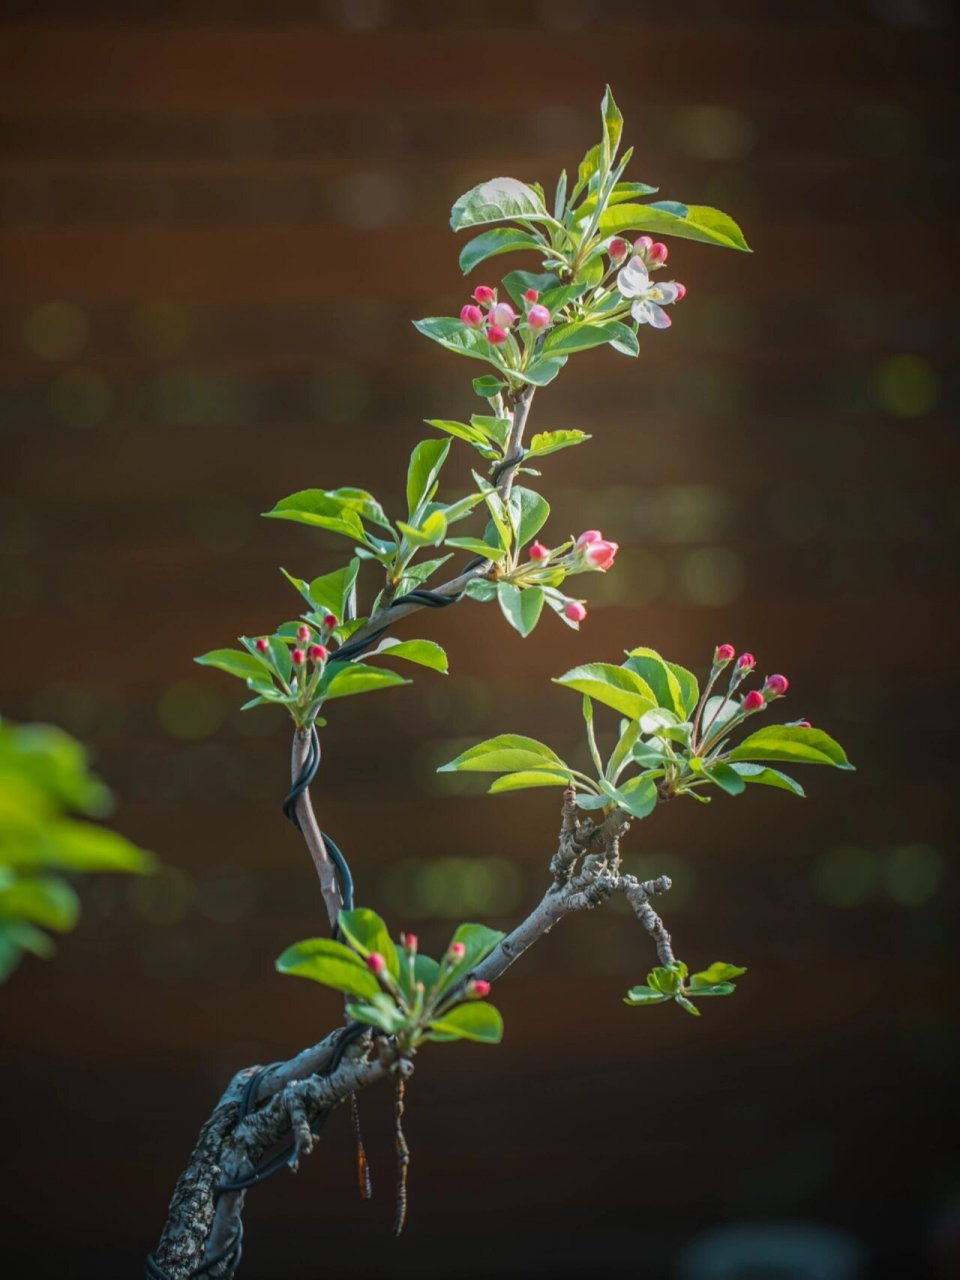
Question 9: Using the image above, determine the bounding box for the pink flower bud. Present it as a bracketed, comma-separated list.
[564, 601, 587, 623]
[609, 237, 629, 263]
[634, 235, 653, 254]
[715, 644, 736, 663]
[255, 638, 270, 654]
[529, 542, 549, 562]
[523, 288, 539, 303]
[402, 933, 418, 955]
[584, 539, 619, 572]
[292, 648, 305, 665]
[473, 285, 496, 305]
[469, 979, 491, 998]
[796, 720, 812, 729]
[323, 613, 338, 629]
[487, 325, 508, 345]
[576, 529, 602, 547]
[448, 942, 466, 962]
[297, 624, 310, 643]
[736, 653, 756, 672]
[674, 282, 687, 300]
[527, 304, 551, 331]
[367, 952, 386, 975]
[489, 302, 516, 330]
[648, 242, 668, 264]
[308, 644, 328, 663]
[460, 304, 484, 329]
[765, 674, 789, 696]
[743, 690, 765, 711]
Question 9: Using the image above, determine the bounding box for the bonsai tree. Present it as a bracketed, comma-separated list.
[147, 88, 852, 1279]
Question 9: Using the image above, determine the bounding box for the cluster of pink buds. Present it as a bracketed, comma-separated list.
[713, 644, 791, 715]
[289, 622, 329, 668]
[575, 529, 619, 572]
[633, 235, 670, 267]
[460, 285, 551, 346]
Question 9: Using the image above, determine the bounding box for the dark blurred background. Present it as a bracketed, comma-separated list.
[1, 3, 957, 1278]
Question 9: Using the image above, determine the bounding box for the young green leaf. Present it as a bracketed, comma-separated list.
[665, 661, 700, 717]
[597, 201, 751, 252]
[438, 734, 569, 775]
[195, 649, 273, 682]
[508, 487, 550, 547]
[275, 937, 381, 1000]
[319, 664, 410, 701]
[396, 509, 448, 547]
[600, 84, 624, 168]
[526, 430, 591, 458]
[370, 638, 448, 673]
[337, 907, 400, 978]
[263, 490, 367, 541]
[413, 317, 497, 363]
[730, 762, 805, 797]
[459, 227, 545, 274]
[541, 321, 635, 358]
[612, 774, 658, 819]
[727, 725, 854, 769]
[624, 647, 686, 718]
[428, 1001, 504, 1044]
[553, 663, 657, 720]
[450, 178, 549, 231]
[624, 985, 669, 1006]
[690, 962, 747, 987]
[307, 559, 361, 622]
[488, 770, 571, 794]
[0, 876, 79, 931]
[346, 992, 408, 1034]
[704, 761, 747, 797]
[407, 438, 451, 517]
[497, 582, 545, 637]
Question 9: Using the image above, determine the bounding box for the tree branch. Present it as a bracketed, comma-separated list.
[149, 790, 674, 1279]
[290, 729, 342, 931]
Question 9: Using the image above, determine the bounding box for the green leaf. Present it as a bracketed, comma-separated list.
[665, 661, 700, 717]
[612, 774, 658, 819]
[728, 726, 854, 769]
[396, 509, 448, 547]
[497, 583, 545, 637]
[428, 1000, 504, 1044]
[502, 270, 562, 308]
[686, 983, 735, 997]
[690, 962, 747, 987]
[263, 490, 367, 541]
[337, 907, 400, 978]
[369, 638, 448, 673]
[730, 762, 805, 797]
[194, 649, 273, 682]
[470, 415, 512, 447]
[526, 430, 591, 458]
[553, 663, 657, 720]
[676, 995, 701, 1017]
[407, 438, 451, 517]
[449, 921, 504, 973]
[648, 962, 687, 995]
[600, 84, 624, 168]
[325, 487, 393, 530]
[459, 227, 545, 274]
[308, 560, 361, 622]
[704, 761, 747, 797]
[509, 487, 550, 547]
[606, 322, 640, 357]
[438, 734, 568, 775]
[541, 321, 633, 358]
[275, 936, 382, 999]
[0, 876, 79, 931]
[473, 374, 504, 398]
[624, 985, 669, 1006]
[473, 472, 512, 551]
[597, 201, 751, 252]
[26, 820, 155, 874]
[413, 316, 497, 364]
[464, 579, 498, 602]
[426, 418, 494, 450]
[319, 664, 410, 701]
[346, 993, 408, 1035]
[488, 770, 571, 794]
[576, 142, 602, 192]
[450, 178, 549, 231]
[623, 647, 686, 717]
[445, 536, 507, 561]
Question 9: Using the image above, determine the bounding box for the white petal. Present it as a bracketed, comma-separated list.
[616, 255, 649, 299]
[632, 299, 654, 326]
[645, 301, 673, 329]
[655, 281, 680, 305]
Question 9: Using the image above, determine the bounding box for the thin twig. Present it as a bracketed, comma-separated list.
[393, 1075, 410, 1236]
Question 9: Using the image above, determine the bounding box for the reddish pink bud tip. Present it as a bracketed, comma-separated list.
[523, 288, 539, 303]
[609, 237, 629, 262]
[715, 644, 736, 663]
[743, 690, 765, 711]
[796, 720, 812, 729]
[584, 539, 619, 571]
[292, 648, 305, 665]
[529, 541, 549, 561]
[674, 282, 687, 300]
[322, 613, 338, 629]
[470, 979, 491, 998]
[308, 644, 328, 663]
[527, 304, 551, 331]
[297, 624, 310, 643]
[634, 235, 653, 253]
[367, 952, 386, 975]
[765, 673, 789, 696]
[575, 529, 602, 547]
[487, 325, 508, 345]
[648, 242, 669, 264]
[473, 285, 496, 305]
[460, 304, 484, 329]
[448, 942, 466, 961]
[255, 638, 270, 654]
[403, 933, 418, 954]
[736, 652, 756, 671]
[564, 601, 587, 623]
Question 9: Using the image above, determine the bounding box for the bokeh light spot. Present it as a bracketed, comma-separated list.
[678, 547, 745, 606]
[49, 367, 112, 429]
[129, 301, 193, 358]
[158, 680, 225, 740]
[883, 843, 944, 906]
[24, 301, 89, 361]
[128, 865, 197, 926]
[814, 845, 880, 907]
[379, 856, 522, 918]
[677, 106, 757, 160]
[875, 354, 939, 417]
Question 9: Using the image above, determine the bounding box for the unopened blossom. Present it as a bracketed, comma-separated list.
[473, 285, 496, 305]
[367, 952, 386, 975]
[736, 653, 756, 672]
[609, 237, 630, 263]
[564, 601, 587, 623]
[489, 301, 516, 330]
[715, 644, 736, 663]
[743, 690, 765, 711]
[523, 288, 539, 303]
[308, 645, 328, 663]
[323, 613, 338, 629]
[616, 256, 683, 329]
[460, 304, 484, 328]
[527, 304, 551, 331]
[487, 325, 508, 345]
[583, 538, 618, 571]
[448, 942, 466, 961]
[648, 241, 669, 264]
[765, 674, 789, 697]
[469, 979, 491, 998]
[576, 529, 602, 547]
[255, 638, 270, 654]
[529, 542, 549, 561]
[292, 648, 305, 665]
